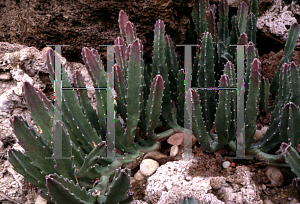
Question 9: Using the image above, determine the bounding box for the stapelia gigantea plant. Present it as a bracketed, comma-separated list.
[8, 89, 133, 203]
[165, 0, 257, 152]
[186, 0, 300, 164]
[8, 8, 186, 202]
[188, 22, 300, 168]
[189, 0, 258, 132]
[7, 35, 174, 203]
[191, 0, 258, 80]
[235, 24, 300, 166]
[8, 49, 135, 204]
[190, 26, 300, 191]
[258, 23, 300, 112]
[118, 11, 193, 132]
[143, 0, 258, 134]
[115, 10, 188, 139]
[246, 23, 300, 195]
[246, 60, 300, 164]
[280, 141, 300, 197]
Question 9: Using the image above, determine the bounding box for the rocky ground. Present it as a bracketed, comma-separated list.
[0, 45, 300, 204]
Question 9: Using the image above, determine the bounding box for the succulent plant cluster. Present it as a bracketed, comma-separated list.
[8, 81, 134, 203]
[5, 0, 300, 202]
[7, 10, 181, 204]
[8, 48, 142, 203]
[114, 11, 182, 150]
[189, 0, 300, 196]
[231, 25, 300, 165]
[117, 11, 188, 132]
[189, 0, 258, 134]
[187, 0, 300, 159]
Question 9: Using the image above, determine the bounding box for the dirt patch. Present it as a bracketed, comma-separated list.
[130, 178, 148, 201]
[259, 50, 300, 83]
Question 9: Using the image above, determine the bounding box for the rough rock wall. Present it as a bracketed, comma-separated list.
[0, 42, 110, 203]
[0, 42, 95, 149]
[0, 0, 193, 66]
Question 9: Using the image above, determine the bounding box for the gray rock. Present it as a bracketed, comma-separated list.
[0, 42, 107, 143]
[257, 0, 300, 48]
[144, 159, 263, 204]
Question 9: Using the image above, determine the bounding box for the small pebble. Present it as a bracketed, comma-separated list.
[260, 126, 268, 135]
[254, 130, 264, 142]
[222, 161, 231, 169]
[140, 159, 159, 177]
[134, 170, 145, 181]
[185, 176, 192, 181]
[170, 145, 179, 157]
[231, 162, 236, 168]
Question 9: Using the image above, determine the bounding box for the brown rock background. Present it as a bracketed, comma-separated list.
[0, 0, 194, 67]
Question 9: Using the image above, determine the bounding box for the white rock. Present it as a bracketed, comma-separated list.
[185, 176, 192, 181]
[12, 143, 25, 153]
[222, 161, 231, 169]
[254, 130, 264, 142]
[170, 145, 179, 157]
[134, 170, 145, 181]
[140, 159, 159, 177]
[0, 71, 12, 80]
[260, 126, 269, 135]
[35, 195, 47, 204]
[257, 0, 299, 40]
